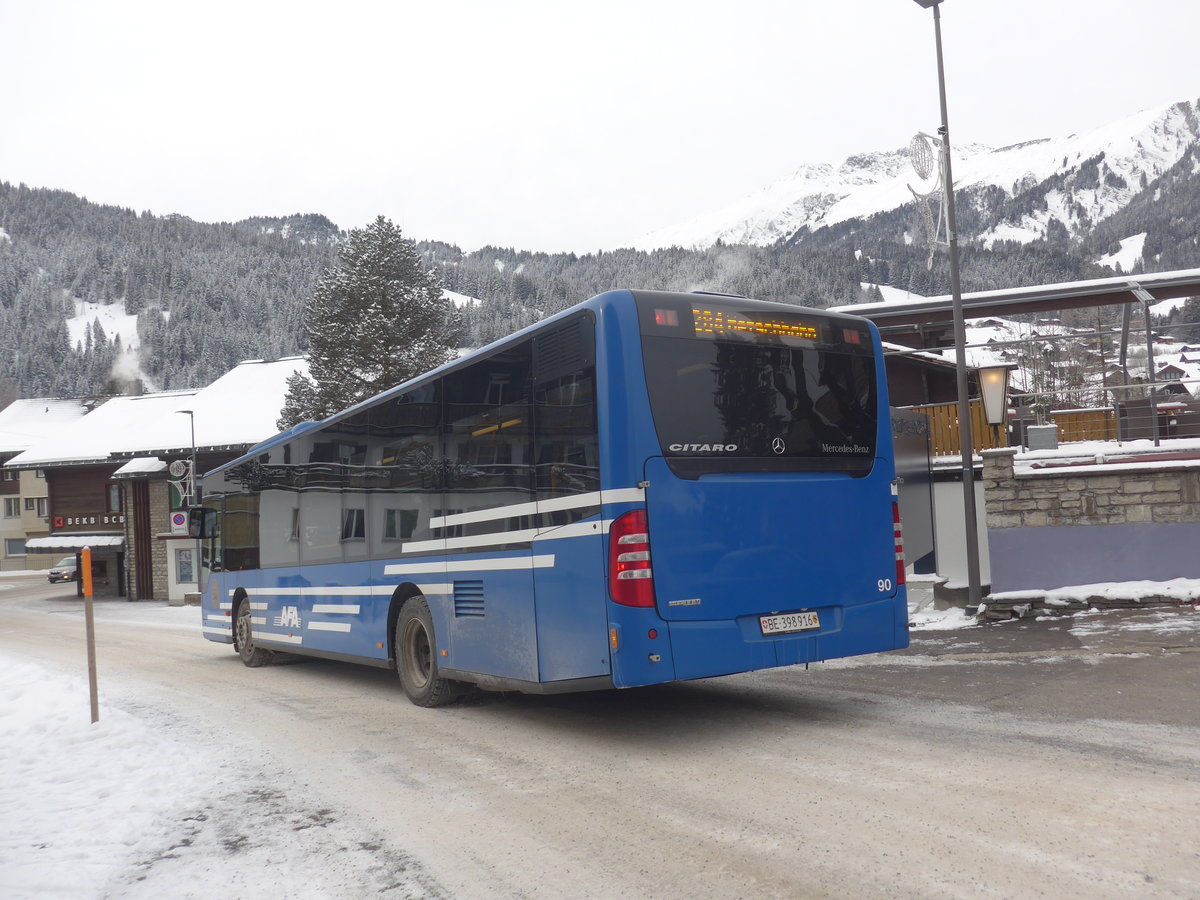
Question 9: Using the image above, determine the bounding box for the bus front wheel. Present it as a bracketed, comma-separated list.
[235, 598, 276, 668]
[396, 597, 459, 707]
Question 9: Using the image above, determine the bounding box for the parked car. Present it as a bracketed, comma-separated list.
[47, 557, 78, 583]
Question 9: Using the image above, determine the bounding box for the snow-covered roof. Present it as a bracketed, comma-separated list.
[0, 398, 92, 453]
[833, 266, 1200, 317]
[113, 457, 169, 476]
[881, 341, 958, 369]
[5, 357, 307, 468]
[112, 357, 308, 457]
[7, 391, 198, 467]
[26, 534, 125, 550]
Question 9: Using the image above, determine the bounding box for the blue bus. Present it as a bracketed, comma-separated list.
[195, 290, 908, 706]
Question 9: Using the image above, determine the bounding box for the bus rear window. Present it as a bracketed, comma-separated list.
[637, 299, 877, 478]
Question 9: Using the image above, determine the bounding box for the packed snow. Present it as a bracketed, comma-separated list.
[0, 631, 430, 899]
[989, 576, 1200, 608]
[2, 572, 1195, 896]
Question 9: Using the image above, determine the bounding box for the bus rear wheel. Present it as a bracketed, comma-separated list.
[235, 598, 276, 668]
[396, 597, 459, 707]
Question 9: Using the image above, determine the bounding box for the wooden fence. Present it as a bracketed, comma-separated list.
[906, 399, 1005, 457]
[1049, 408, 1117, 443]
[904, 401, 1118, 456]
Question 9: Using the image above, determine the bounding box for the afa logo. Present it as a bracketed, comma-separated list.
[274, 606, 301, 629]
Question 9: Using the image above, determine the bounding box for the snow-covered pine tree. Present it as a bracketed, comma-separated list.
[277, 216, 461, 430]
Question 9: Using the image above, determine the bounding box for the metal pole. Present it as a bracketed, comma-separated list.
[189, 413, 198, 503]
[81, 546, 99, 723]
[927, 1, 983, 608]
[1129, 284, 1161, 446]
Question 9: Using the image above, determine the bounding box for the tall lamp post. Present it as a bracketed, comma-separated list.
[912, 0, 983, 609]
[175, 408, 199, 594]
[176, 409, 197, 505]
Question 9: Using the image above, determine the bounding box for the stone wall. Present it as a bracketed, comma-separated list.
[983, 449, 1200, 528]
[983, 448, 1200, 594]
[124, 478, 174, 601]
[148, 481, 172, 599]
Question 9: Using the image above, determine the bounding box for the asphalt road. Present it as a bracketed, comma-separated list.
[2, 575, 1198, 898]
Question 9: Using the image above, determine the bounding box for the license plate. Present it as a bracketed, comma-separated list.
[759, 611, 820, 636]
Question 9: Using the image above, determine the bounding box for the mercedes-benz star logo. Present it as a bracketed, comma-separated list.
[772, 437, 786, 455]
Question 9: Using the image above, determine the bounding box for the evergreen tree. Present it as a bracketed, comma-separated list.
[277, 216, 460, 429]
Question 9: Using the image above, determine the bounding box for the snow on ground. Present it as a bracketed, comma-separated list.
[0, 632, 432, 899]
[442, 289, 480, 307]
[1097, 232, 1147, 273]
[66, 299, 141, 351]
[988, 576, 1200, 608]
[1067, 606, 1200, 638]
[859, 282, 922, 305]
[907, 605, 978, 630]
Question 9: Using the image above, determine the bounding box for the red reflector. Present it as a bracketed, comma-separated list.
[843, 328, 861, 344]
[893, 501, 906, 586]
[654, 309, 679, 327]
[609, 509, 656, 607]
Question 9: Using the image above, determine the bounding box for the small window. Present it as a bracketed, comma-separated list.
[2, 470, 14, 481]
[340, 508, 365, 541]
[36, 498, 47, 517]
[107, 484, 122, 512]
[434, 508, 463, 539]
[23, 498, 34, 511]
[2, 498, 19, 518]
[383, 508, 418, 541]
[176, 547, 195, 583]
[36, 469, 45, 479]
[4, 538, 25, 556]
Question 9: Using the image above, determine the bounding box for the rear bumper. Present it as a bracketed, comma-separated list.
[663, 593, 909, 683]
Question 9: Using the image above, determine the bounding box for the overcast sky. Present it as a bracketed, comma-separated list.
[3, 0, 1198, 253]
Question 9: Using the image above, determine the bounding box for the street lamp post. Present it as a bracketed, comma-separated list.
[912, 0, 983, 609]
[176, 409, 197, 505]
[175, 408, 200, 594]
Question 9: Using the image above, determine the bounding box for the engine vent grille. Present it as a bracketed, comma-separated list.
[453, 580, 485, 617]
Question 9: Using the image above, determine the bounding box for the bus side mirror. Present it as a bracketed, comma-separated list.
[188, 507, 215, 538]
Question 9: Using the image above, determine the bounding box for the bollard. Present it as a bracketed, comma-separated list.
[81, 547, 99, 724]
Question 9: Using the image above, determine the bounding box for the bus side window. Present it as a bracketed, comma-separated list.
[443, 341, 535, 537]
[369, 383, 441, 555]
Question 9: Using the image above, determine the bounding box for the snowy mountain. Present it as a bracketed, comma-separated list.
[628, 97, 1200, 261]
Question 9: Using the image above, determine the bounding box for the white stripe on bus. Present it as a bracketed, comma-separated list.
[233, 586, 384, 597]
[401, 518, 610, 555]
[311, 604, 361, 615]
[307, 622, 352, 633]
[428, 487, 643, 529]
[383, 555, 555, 576]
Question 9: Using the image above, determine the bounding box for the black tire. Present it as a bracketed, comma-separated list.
[396, 597, 459, 707]
[235, 597, 276, 668]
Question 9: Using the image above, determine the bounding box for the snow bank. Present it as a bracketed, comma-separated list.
[0, 650, 434, 898]
[0, 655, 208, 897]
[908, 606, 978, 630]
[988, 576, 1200, 606]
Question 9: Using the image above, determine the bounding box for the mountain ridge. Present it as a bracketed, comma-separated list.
[626, 97, 1200, 263]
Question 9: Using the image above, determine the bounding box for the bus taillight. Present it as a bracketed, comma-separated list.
[609, 509, 656, 607]
[893, 500, 906, 587]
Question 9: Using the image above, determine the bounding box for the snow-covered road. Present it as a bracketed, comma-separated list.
[2, 576, 1198, 899]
